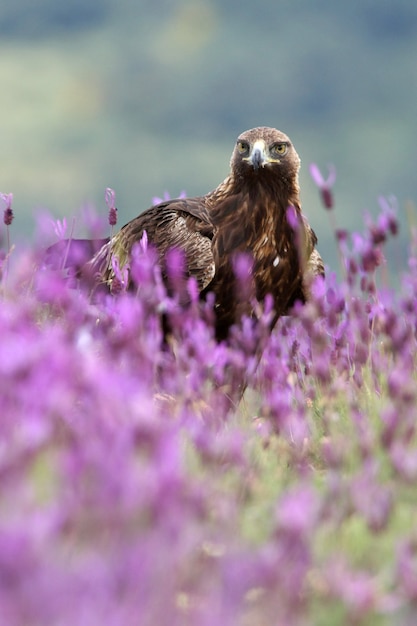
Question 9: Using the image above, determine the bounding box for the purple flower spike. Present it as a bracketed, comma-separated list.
[105, 187, 117, 226]
[1, 192, 14, 225]
[110, 255, 129, 293]
[108, 207, 118, 227]
[286, 204, 300, 230]
[309, 163, 336, 209]
[139, 229, 148, 253]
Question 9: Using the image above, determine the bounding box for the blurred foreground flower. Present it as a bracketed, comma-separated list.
[105, 187, 118, 229]
[0, 179, 416, 625]
[0, 192, 14, 278]
[152, 190, 187, 205]
[309, 163, 336, 210]
[1, 192, 14, 226]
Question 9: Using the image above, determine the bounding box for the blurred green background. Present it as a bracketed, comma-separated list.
[1, 0, 417, 273]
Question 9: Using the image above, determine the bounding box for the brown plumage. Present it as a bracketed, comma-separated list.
[88, 126, 324, 340]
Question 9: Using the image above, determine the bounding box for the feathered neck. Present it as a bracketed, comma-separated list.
[206, 168, 301, 225]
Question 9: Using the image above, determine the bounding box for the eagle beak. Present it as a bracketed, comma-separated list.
[249, 140, 267, 170]
[251, 148, 263, 170]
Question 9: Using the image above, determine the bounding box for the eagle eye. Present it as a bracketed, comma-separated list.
[237, 141, 250, 155]
[271, 143, 288, 156]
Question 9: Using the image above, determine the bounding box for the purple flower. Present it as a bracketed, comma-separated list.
[364, 204, 399, 247]
[396, 539, 417, 601]
[378, 195, 399, 236]
[390, 442, 417, 481]
[350, 464, 393, 531]
[105, 187, 117, 226]
[324, 559, 379, 616]
[285, 204, 300, 230]
[108, 207, 118, 227]
[309, 163, 336, 209]
[109, 255, 129, 293]
[1, 192, 14, 225]
[2, 177, 417, 625]
[275, 485, 319, 536]
[138, 229, 148, 253]
[152, 190, 187, 205]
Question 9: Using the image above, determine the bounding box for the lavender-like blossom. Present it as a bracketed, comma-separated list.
[105, 187, 117, 227]
[152, 190, 187, 205]
[0, 179, 415, 625]
[309, 163, 336, 209]
[109, 254, 129, 293]
[1, 192, 14, 225]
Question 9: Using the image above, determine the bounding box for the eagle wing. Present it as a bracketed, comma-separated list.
[90, 198, 216, 292]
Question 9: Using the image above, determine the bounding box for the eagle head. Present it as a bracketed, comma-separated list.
[230, 126, 301, 182]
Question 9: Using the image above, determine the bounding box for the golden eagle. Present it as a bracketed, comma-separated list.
[51, 127, 324, 341]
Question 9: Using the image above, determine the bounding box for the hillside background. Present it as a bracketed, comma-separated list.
[1, 0, 416, 274]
